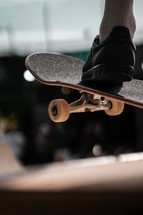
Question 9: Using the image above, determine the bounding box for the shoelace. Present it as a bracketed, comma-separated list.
[93, 35, 99, 46]
[87, 35, 99, 60]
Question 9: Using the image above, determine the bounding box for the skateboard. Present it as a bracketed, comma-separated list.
[25, 52, 143, 122]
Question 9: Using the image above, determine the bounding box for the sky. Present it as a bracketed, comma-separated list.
[0, 0, 142, 56]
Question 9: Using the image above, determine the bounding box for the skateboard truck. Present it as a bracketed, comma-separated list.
[48, 93, 124, 122]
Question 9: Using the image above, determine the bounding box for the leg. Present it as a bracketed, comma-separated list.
[100, 0, 136, 41]
[82, 0, 136, 84]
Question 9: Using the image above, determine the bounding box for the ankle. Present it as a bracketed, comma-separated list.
[99, 0, 136, 41]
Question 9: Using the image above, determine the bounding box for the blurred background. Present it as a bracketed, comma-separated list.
[0, 0, 143, 165]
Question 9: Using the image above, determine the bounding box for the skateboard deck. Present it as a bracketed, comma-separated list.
[25, 52, 143, 122]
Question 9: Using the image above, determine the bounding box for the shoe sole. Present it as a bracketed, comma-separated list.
[82, 64, 134, 84]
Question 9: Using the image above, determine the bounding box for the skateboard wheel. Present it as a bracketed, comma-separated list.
[61, 87, 71, 95]
[48, 99, 70, 122]
[105, 100, 124, 116]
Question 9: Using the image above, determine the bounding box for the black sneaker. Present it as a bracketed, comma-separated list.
[82, 26, 136, 84]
